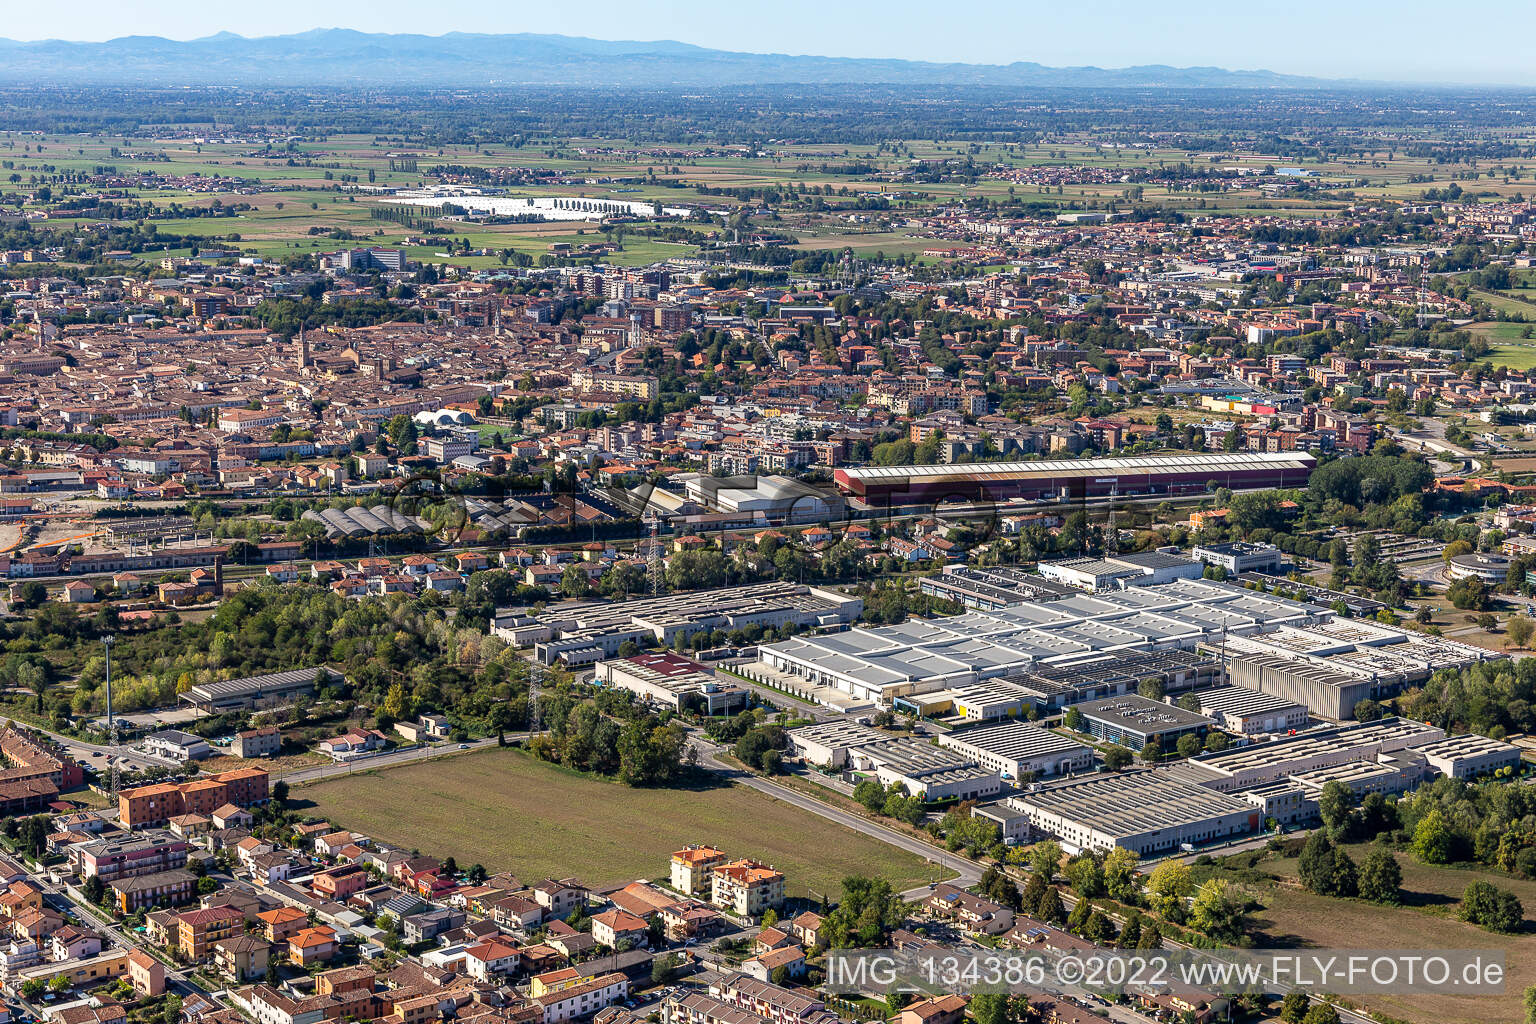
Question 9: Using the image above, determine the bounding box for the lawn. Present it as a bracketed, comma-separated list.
[296, 746, 946, 894]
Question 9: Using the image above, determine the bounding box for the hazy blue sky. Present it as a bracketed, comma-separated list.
[4, 0, 1532, 86]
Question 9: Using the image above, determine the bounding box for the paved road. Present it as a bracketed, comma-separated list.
[37, 874, 211, 1001]
[285, 734, 518, 786]
[18, 720, 167, 775]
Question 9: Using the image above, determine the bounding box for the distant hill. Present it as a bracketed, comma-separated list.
[0, 29, 1341, 88]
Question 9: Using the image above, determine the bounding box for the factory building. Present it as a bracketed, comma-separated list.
[1218, 619, 1494, 720]
[1006, 772, 1260, 855]
[751, 579, 1317, 708]
[834, 451, 1316, 508]
[1194, 686, 1310, 735]
[846, 738, 1002, 803]
[1035, 551, 1203, 593]
[937, 720, 1094, 779]
[787, 721, 889, 769]
[593, 653, 748, 715]
[1413, 734, 1522, 778]
[514, 582, 863, 666]
[918, 565, 1078, 611]
[1174, 718, 1446, 792]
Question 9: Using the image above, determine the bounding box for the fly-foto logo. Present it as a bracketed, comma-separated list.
[381, 470, 473, 545]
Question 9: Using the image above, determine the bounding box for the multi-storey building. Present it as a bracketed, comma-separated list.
[710, 861, 785, 917]
[118, 768, 269, 827]
[74, 833, 189, 883]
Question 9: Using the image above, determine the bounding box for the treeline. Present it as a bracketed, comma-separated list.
[525, 686, 690, 787]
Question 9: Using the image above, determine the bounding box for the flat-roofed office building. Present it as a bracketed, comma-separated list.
[1067, 694, 1214, 750]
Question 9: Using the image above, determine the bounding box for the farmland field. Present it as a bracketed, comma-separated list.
[1200, 845, 1536, 1024]
[297, 746, 946, 894]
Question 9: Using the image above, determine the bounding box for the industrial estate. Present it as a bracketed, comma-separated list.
[0, 13, 1532, 1024]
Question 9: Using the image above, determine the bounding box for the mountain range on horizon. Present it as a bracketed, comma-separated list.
[0, 27, 1389, 89]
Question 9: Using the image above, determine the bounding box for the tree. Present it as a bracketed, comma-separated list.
[488, 704, 515, 746]
[272, 780, 290, 806]
[1066, 895, 1092, 934]
[1102, 744, 1132, 770]
[1117, 912, 1141, 949]
[1298, 832, 1336, 894]
[1082, 909, 1114, 944]
[1317, 780, 1356, 839]
[1102, 848, 1139, 901]
[1063, 708, 1084, 731]
[19, 815, 49, 859]
[1448, 576, 1491, 611]
[1280, 992, 1310, 1024]
[1460, 882, 1525, 933]
[1301, 1004, 1341, 1024]
[1510, 616, 1535, 649]
[969, 994, 1007, 1024]
[1353, 698, 1384, 722]
[1329, 849, 1358, 898]
[1036, 886, 1065, 925]
[1412, 808, 1455, 863]
[1146, 860, 1193, 918]
[17, 661, 46, 714]
[1525, 984, 1536, 1024]
[1204, 731, 1230, 752]
[1359, 848, 1402, 904]
[1138, 677, 1166, 701]
[1188, 878, 1247, 942]
[979, 865, 1021, 911]
[19, 979, 43, 1000]
[1176, 733, 1202, 758]
[83, 873, 105, 905]
[1066, 854, 1105, 898]
[559, 564, 592, 599]
[853, 778, 886, 812]
[651, 952, 679, 985]
[381, 681, 412, 723]
[1020, 872, 1048, 917]
[1028, 840, 1062, 880]
[1140, 740, 1161, 762]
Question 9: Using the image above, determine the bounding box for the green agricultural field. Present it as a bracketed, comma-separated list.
[298, 746, 947, 894]
[1466, 321, 1536, 369]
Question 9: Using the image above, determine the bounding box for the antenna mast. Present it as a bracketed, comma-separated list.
[103, 635, 119, 798]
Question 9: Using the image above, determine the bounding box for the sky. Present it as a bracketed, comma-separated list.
[2, 0, 1533, 86]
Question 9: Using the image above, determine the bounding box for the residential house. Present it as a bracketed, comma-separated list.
[463, 940, 521, 981]
[670, 846, 726, 896]
[111, 869, 196, 914]
[177, 905, 245, 960]
[710, 861, 784, 917]
[743, 946, 806, 983]
[232, 727, 282, 759]
[214, 934, 272, 982]
[532, 972, 628, 1024]
[590, 909, 649, 950]
[257, 907, 309, 944]
[892, 995, 967, 1024]
[288, 925, 338, 966]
